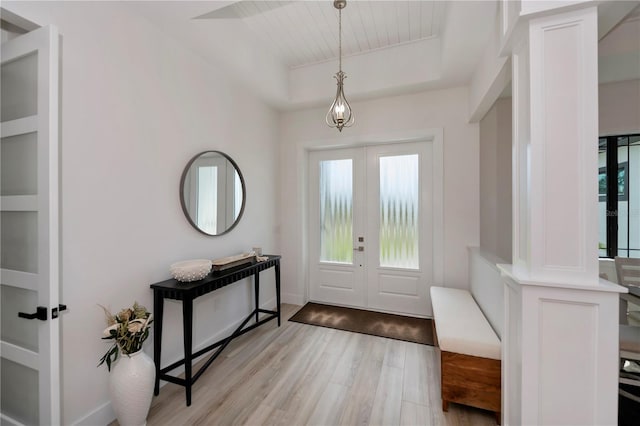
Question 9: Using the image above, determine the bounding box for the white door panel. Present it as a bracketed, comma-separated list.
[1, 25, 60, 426]
[366, 142, 432, 316]
[308, 142, 434, 317]
[308, 148, 365, 307]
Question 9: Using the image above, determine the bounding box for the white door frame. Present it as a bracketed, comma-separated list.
[0, 23, 60, 426]
[297, 129, 444, 315]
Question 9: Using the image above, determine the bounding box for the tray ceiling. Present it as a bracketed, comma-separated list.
[196, 1, 447, 68]
[120, 1, 640, 109]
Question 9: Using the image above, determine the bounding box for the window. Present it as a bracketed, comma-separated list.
[319, 159, 353, 264]
[379, 154, 419, 269]
[598, 134, 640, 258]
[197, 166, 218, 234]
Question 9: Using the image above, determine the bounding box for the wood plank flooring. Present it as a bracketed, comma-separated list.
[143, 304, 495, 426]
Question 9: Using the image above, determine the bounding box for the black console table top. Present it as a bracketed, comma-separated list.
[150, 255, 281, 406]
[150, 255, 281, 298]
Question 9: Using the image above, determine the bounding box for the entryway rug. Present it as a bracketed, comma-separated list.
[289, 302, 434, 346]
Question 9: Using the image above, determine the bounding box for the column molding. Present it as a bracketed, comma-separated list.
[527, 7, 600, 286]
[511, 31, 530, 273]
[502, 4, 626, 425]
[500, 266, 623, 425]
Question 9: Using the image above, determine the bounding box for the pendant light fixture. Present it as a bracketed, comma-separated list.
[326, 0, 354, 132]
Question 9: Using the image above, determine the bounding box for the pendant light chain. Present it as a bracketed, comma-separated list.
[339, 8, 342, 73]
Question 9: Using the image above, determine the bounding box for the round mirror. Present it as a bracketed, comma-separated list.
[180, 151, 246, 236]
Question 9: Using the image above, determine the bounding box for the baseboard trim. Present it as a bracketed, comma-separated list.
[70, 297, 277, 425]
[282, 292, 304, 306]
[71, 400, 114, 426]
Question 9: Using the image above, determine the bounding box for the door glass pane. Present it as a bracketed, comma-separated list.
[197, 166, 217, 234]
[629, 136, 640, 258]
[1, 132, 38, 196]
[1, 285, 38, 351]
[0, 357, 39, 425]
[1, 212, 38, 273]
[380, 154, 419, 269]
[598, 138, 607, 257]
[1, 52, 37, 122]
[319, 159, 353, 263]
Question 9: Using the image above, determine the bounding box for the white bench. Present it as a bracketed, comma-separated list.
[430, 286, 501, 423]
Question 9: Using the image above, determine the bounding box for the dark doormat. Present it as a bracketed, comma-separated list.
[289, 302, 434, 346]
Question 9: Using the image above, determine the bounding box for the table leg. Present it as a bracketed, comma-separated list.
[153, 290, 164, 395]
[182, 297, 193, 406]
[275, 262, 281, 326]
[254, 271, 260, 323]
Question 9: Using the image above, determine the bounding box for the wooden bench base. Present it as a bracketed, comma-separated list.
[430, 291, 502, 424]
[439, 350, 501, 424]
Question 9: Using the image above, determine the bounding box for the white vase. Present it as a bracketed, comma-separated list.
[109, 349, 155, 426]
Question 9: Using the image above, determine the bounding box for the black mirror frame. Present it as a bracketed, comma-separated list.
[179, 150, 246, 236]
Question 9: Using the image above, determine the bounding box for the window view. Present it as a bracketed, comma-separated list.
[379, 154, 419, 269]
[598, 134, 640, 258]
[234, 170, 242, 220]
[319, 159, 353, 263]
[197, 166, 218, 235]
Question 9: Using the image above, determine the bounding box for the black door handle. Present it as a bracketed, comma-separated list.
[18, 306, 48, 321]
[52, 304, 67, 319]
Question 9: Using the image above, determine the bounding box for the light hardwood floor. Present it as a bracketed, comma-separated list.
[144, 304, 495, 426]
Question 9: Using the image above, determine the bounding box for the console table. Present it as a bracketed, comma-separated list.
[150, 255, 281, 406]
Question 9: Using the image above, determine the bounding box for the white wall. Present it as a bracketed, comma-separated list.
[599, 79, 640, 136]
[478, 79, 640, 263]
[598, 12, 640, 86]
[468, 247, 506, 338]
[279, 86, 479, 303]
[479, 97, 512, 262]
[3, 2, 280, 424]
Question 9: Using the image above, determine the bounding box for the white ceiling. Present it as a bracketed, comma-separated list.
[124, 0, 497, 109]
[196, 1, 448, 68]
[124, 1, 638, 111]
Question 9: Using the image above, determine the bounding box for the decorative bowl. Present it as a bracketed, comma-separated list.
[169, 259, 212, 282]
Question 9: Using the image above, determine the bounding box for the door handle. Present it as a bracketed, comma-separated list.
[353, 246, 364, 252]
[18, 306, 48, 321]
[52, 304, 67, 319]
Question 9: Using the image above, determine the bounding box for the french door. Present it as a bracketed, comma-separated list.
[308, 141, 434, 317]
[1, 25, 61, 425]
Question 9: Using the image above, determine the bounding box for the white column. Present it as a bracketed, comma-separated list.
[528, 7, 600, 286]
[501, 4, 626, 425]
[511, 6, 600, 286]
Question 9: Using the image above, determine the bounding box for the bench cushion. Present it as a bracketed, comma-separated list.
[431, 286, 501, 360]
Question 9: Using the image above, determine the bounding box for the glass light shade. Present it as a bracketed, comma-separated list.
[326, 71, 354, 132]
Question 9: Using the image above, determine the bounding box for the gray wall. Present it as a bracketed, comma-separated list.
[479, 97, 512, 262]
